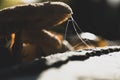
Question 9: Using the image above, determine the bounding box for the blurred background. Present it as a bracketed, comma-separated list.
[0, 0, 120, 40]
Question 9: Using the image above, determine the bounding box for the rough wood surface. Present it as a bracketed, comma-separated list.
[0, 46, 120, 80]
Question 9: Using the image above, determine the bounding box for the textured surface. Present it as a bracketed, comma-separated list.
[0, 46, 120, 80]
[0, 1, 72, 36]
[0, 1, 73, 63]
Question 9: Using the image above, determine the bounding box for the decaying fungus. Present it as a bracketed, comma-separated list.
[0, 1, 73, 62]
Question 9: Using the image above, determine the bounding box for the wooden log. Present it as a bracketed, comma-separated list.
[0, 46, 120, 80]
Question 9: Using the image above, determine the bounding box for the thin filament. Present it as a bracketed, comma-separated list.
[70, 16, 94, 47]
[64, 19, 70, 40]
[71, 19, 90, 48]
[70, 16, 82, 32]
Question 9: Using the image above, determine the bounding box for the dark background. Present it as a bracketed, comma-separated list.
[70, 0, 120, 40]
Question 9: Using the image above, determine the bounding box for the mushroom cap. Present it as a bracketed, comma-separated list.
[0, 1, 73, 36]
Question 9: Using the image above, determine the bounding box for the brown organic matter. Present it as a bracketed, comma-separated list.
[0, 1, 73, 63]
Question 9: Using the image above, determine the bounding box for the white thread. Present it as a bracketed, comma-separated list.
[64, 16, 92, 49]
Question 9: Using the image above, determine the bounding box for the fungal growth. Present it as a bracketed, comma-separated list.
[0, 1, 72, 36]
[0, 1, 74, 63]
[0, 1, 107, 63]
